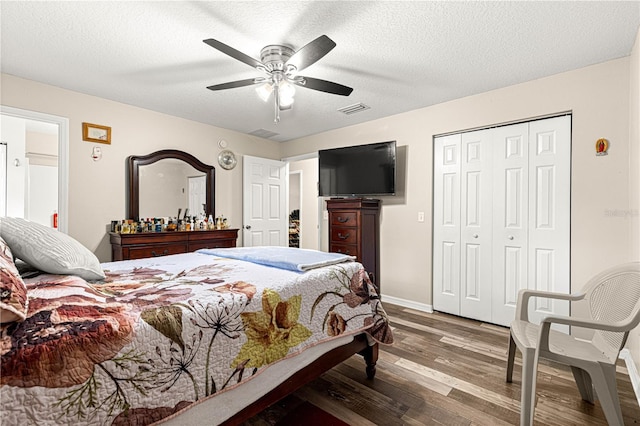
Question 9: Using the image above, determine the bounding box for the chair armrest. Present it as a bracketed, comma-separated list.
[537, 315, 630, 353]
[516, 289, 585, 321]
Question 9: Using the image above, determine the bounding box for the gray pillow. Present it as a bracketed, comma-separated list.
[0, 217, 105, 281]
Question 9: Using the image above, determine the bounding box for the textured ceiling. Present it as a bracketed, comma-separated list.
[1, 1, 639, 142]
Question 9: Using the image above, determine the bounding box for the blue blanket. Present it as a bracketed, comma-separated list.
[197, 246, 355, 272]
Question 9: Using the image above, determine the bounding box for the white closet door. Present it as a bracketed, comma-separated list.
[526, 116, 571, 325]
[459, 130, 493, 322]
[433, 116, 571, 326]
[491, 123, 531, 326]
[433, 134, 461, 316]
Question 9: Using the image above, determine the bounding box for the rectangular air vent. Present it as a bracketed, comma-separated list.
[337, 103, 370, 115]
[249, 128, 279, 139]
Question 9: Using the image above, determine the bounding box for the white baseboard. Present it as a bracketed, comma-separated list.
[380, 294, 433, 313]
[619, 349, 640, 407]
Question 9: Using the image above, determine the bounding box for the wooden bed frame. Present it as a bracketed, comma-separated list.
[221, 334, 378, 425]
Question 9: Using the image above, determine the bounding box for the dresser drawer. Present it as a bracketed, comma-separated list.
[329, 243, 358, 258]
[330, 227, 357, 244]
[111, 229, 239, 261]
[125, 243, 187, 260]
[189, 239, 236, 251]
[330, 211, 358, 227]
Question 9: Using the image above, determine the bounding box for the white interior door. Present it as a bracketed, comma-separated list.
[433, 116, 571, 327]
[491, 123, 531, 326]
[459, 130, 493, 322]
[525, 116, 571, 325]
[242, 155, 288, 247]
[1, 115, 26, 218]
[188, 175, 206, 217]
[433, 134, 461, 316]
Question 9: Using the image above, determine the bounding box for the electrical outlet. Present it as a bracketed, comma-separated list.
[418, 211, 425, 222]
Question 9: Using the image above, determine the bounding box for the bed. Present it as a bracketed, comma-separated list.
[0, 218, 393, 426]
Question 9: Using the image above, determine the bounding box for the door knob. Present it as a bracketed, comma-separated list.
[508, 235, 514, 240]
[245, 225, 251, 230]
[473, 234, 478, 238]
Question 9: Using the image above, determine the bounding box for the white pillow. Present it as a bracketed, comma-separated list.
[0, 217, 105, 281]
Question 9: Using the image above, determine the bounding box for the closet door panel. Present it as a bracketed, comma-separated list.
[491, 123, 530, 326]
[459, 131, 492, 322]
[432, 115, 571, 327]
[527, 116, 571, 326]
[433, 134, 461, 315]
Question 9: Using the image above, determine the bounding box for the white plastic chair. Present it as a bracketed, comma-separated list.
[506, 262, 640, 426]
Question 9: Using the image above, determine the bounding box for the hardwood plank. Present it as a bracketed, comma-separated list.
[246, 304, 640, 425]
[293, 385, 377, 426]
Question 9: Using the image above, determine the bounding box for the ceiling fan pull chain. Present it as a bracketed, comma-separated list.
[274, 84, 281, 123]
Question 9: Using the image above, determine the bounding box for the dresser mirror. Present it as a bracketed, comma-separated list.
[128, 149, 215, 220]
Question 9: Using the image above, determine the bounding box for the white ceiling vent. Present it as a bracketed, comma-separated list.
[248, 128, 279, 139]
[337, 103, 370, 115]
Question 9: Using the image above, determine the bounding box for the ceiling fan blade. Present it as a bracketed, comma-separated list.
[294, 76, 353, 96]
[203, 38, 263, 69]
[286, 35, 336, 72]
[206, 78, 260, 91]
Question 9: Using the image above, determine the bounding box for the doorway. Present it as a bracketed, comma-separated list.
[287, 156, 320, 251]
[0, 106, 69, 232]
[288, 171, 301, 248]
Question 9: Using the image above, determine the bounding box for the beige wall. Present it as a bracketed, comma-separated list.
[281, 57, 635, 313]
[1, 73, 280, 261]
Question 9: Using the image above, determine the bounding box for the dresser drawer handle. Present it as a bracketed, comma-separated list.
[337, 232, 350, 240]
[336, 216, 349, 223]
[151, 249, 169, 257]
[336, 248, 351, 255]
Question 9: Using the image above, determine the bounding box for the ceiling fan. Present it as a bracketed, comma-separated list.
[203, 35, 353, 123]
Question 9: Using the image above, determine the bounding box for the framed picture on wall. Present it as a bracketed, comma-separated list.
[82, 122, 111, 144]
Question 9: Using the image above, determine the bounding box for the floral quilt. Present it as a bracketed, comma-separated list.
[0, 252, 392, 425]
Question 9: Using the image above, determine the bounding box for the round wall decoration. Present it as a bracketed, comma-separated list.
[218, 149, 237, 170]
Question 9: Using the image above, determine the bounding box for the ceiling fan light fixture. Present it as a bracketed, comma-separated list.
[278, 80, 295, 107]
[279, 96, 294, 108]
[256, 83, 273, 102]
[204, 35, 353, 123]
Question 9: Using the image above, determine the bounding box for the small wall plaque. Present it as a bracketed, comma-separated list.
[596, 138, 609, 156]
[82, 122, 111, 144]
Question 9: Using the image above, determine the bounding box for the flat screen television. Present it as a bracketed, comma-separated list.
[318, 141, 396, 197]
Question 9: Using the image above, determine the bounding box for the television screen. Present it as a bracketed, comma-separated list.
[318, 141, 396, 197]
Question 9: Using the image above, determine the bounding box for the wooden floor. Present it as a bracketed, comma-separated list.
[246, 303, 640, 425]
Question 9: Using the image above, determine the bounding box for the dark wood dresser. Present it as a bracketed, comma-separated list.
[110, 229, 239, 261]
[326, 198, 381, 289]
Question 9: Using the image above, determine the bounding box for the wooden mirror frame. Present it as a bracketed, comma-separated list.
[128, 149, 215, 220]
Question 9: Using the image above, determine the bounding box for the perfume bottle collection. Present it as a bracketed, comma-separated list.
[111, 211, 228, 234]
